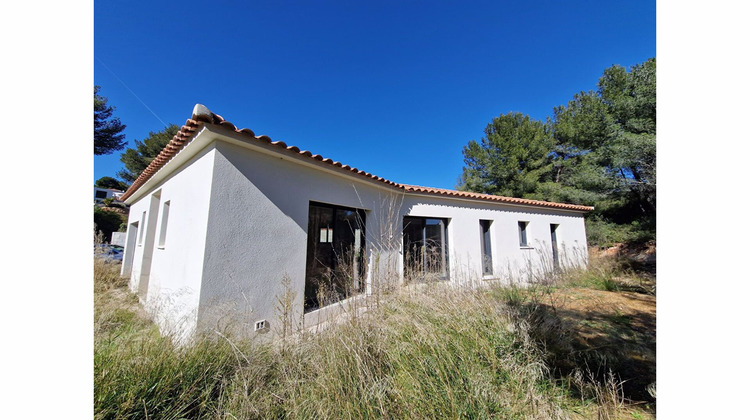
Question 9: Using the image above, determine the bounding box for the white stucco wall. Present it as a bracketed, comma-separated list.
[121, 125, 589, 341]
[401, 195, 588, 286]
[197, 140, 401, 336]
[121, 146, 217, 341]
[194, 130, 588, 338]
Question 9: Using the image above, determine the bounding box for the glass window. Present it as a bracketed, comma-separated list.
[403, 216, 449, 281]
[480, 220, 493, 275]
[304, 202, 367, 312]
[550, 224, 559, 268]
[518, 221, 528, 247]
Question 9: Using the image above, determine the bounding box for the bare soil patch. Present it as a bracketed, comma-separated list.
[530, 288, 656, 418]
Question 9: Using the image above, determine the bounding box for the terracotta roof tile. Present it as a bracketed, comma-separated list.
[120, 104, 594, 212]
[120, 118, 205, 201]
[401, 185, 594, 211]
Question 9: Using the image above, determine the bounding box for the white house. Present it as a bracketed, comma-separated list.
[120, 104, 593, 340]
[94, 186, 124, 203]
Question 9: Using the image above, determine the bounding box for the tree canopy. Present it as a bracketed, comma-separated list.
[95, 176, 129, 191]
[118, 124, 180, 183]
[94, 86, 127, 155]
[459, 112, 554, 198]
[458, 58, 656, 244]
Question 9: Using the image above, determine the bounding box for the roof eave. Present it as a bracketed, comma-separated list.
[402, 189, 594, 213]
[119, 104, 594, 213]
[201, 124, 407, 195]
[121, 124, 210, 204]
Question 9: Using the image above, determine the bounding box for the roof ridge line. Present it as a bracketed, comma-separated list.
[121, 104, 593, 212]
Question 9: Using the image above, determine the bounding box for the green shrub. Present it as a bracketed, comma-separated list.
[94, 206, 124, 243]
[585, 217, 654, 248]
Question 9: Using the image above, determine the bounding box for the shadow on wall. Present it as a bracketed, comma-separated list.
[403, 197, 581, 218]
[194, 143, 590, 340]
[218, 141, 418, 285]
[217, 142, 387, 232]
[199, 143, 417, 338]
[218, 141, 441, 234]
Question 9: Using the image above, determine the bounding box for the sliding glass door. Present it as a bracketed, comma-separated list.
[304, 202, 366, 312]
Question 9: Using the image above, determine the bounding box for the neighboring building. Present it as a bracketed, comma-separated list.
[120, 104, 593, 341]
[94, 186, 124, 203]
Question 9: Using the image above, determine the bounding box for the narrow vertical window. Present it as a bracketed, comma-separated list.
[480, 220, 493, 275]
[550, 224, 559, 269]
[138, 211, 146, 245]
[518, 221, 528, 247]
[158, 201, 170, 248]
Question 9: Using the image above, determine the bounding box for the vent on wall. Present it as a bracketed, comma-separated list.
[254, 320, 267, 331]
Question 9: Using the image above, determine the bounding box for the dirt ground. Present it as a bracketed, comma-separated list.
[552, 287, 655, 399]
[544, 244, 657, 409]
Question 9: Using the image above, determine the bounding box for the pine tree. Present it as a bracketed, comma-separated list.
[118, 124, 179, 183]
[459, 112, 554, 198]
[458, 58, 656, 237]
[94, 86, 127, 155]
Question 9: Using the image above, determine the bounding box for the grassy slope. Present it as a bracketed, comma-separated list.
[94, 250, 655, 420]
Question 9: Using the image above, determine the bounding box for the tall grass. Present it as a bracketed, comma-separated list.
[95, 258, 646, 419]
[95, 257, 240, 419]
[566, 255, 622, 292]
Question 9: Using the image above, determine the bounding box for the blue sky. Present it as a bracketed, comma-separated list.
[95, 0, 655, 189]
[11, 3, 750, 416]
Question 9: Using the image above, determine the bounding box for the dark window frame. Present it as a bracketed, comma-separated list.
[550, 223, 560, 269]
[518, 221, 529, 247]
[304, 201, 367, 313]
[403, 216, 449, 280]
[480, 219, 493, 275]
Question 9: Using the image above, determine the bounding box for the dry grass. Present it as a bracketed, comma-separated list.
[94, 248, 655, 419]
[495, 249, 656, 416]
